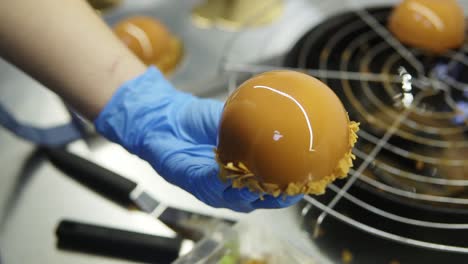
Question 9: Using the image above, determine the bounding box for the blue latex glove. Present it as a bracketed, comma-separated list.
[94, 67, 302, 212]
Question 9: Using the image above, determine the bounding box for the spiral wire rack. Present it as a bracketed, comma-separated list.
[220, 0, 468, 254]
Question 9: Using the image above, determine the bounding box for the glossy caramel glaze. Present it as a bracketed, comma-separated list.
[388, 0, 465, 53]
[216, 71, 359, 196]
[113, 16, 182, 75]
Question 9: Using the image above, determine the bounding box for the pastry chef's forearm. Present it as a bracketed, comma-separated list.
[0, 0, 146, 119]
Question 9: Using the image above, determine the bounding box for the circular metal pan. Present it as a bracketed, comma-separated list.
[284, 6, 468, 213]
[283, 6, 468, 262]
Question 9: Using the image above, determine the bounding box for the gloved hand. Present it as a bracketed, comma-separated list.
[94, 67, 302, 212]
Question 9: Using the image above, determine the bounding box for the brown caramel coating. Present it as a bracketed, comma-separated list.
[113, 16, 182, 74]
[217, 71, 352, 190]
[388, 0, 465, 53]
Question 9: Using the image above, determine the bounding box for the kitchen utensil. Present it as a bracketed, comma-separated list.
[56, 219, 182, 263]
[44, 147, 234, 241]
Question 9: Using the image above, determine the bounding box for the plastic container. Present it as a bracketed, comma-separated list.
[174, 220, 315, 264]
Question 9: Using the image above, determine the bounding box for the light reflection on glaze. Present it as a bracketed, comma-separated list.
[388, 0, 465, 53]
[124, 23, 153, 59]
[253, 85, 315, 151]
[273, 130, 283, 141]
[408, 1, 444, 32]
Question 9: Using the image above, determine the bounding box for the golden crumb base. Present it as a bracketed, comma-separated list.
[216, 121, 360, 197]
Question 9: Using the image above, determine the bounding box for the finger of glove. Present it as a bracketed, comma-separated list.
[222, 187, 259, 213]
[190, 163, 233, 208]
[185, 162, 255, 213]
[223, 186, 260, 205]
[225, 203, 255, 213]
[251, 194, 303, 209]
[144, 138, 253, 213]
[174, 98, 224, 145]
[144, 136, 231, 206]
[158, 146, 254, 213]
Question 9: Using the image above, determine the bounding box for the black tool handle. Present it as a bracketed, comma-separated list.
[44, 147, 137, 206]
[56, 220, 182, 263]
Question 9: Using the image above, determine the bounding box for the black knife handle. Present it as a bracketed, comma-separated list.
[56, 220, 182, 264]
[44, 147, 137, 206]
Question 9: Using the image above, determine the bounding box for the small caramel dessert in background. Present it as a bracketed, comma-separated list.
[113, 16, 183, 75]
[388, 0, 465, 53]
[216, 71, 359, 197]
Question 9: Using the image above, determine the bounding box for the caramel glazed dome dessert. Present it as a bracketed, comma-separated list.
[388, 0, 465, 53]
[113, 16, 183, 75]
[216, 71, 359, 197]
